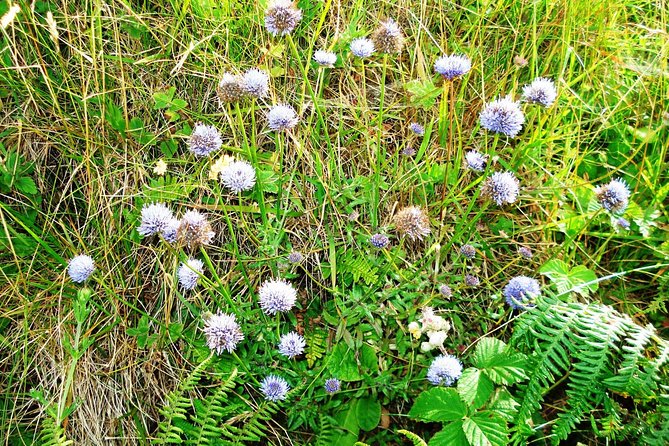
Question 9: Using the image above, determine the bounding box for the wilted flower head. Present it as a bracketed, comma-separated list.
[393, 206, 431, 241]
[68, 255, 95, 283]
[595, 178, 630, 214]
[220, 159, 256, 193]
[177, 210, 215, 249]
[350, 38, 375, 58]
[401, 146, 416, 157]
[479, 96, 525, 138]
[313, 50, 337, 67]
[216, 73, 246, 103]
[503, 276, 541, 310]
[372, 18, 403, 54]
[204, 311, 244, 354]
[439, 284, 452, 298]
[137, 202, 174, 237]
[465, 150, 488, 172]
[370, 233, 390, 249]
[464, 274, 480, 287]
[162, 218, 180, 243]
[188, 124, 223, 157]
[513, 55, 528, 67]
[434, 54, 471, 80]
[427, 354, 463, 386]
[258, 278, 298, 315]
[264, 0, 302, 36]
[324, 378, 341, 394]
[409, 122, 425, 136]
[243, 68, 270, 98]
[260, 375, 290, 401]
[518, 246, 533, 259]
[178, 258, 204, 290]
[268, 104, 299, 131]
[460, 244, 476, 259]
[278, 331, 306, 358]
[481, 171, 520, 206]
[522, 77, 557, 107]
[287, 251, 304, 264]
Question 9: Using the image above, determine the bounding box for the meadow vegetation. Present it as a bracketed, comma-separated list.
[0, 0, 668, 444]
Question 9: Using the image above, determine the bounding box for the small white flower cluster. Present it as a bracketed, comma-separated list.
[408, 307, 451, 352]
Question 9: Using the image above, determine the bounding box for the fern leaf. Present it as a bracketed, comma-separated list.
[306, 329, 327, 368]
[397, 429, 428, 446]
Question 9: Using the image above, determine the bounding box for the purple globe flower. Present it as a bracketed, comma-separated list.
[481, 171, 520, 206]
[313, 50, 337, 67]
[350, 38, 375, 58]
[370, 233, 390, 248]
[188, 123, 223, 157]
[460, 244, 476, 259]
[68, 254, 95, 283]
[522, 77, 557, 107]
[324, 378, 341, 394]
[434, 54, 471, 80]
[503, 276, 541, 310]
[479, 96, 525, 138]
[278, 331, 306, 358]
[264, 0, 302, 36]
[260, 375, 290, 401]
[178, 258, 204, 290]
[439, 284, 452, 298]
[268, 104, 299, 131]
[137, 203, 174, 237]
[243, 68, 270, 98]
[204, 311, 244, 354]
[595, 178, 630, 214]
[161, 218, 180, 243]
[220, 160, 256, 193]
[465, 150, 488, 172]
[258, 278, 297, 315]
[409, 122, 425, 135]
[464, 274, 480, 287]
[427, 354, 463, 386]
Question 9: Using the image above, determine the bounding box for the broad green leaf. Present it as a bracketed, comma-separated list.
[405, 78, 442, 109]
[15, 176, 37, 195]
[471, 337, 527, 385]
[472, 338, 506, 367]
[326, 343, 378, 382]
[457, 368, 494, 407]
[408, 388, 467, 422]
[153, 87, 176, 109]
[429, 421, 468, 446]
[462, 412, 508, 446]
[627, 202, 660, 237]
[539, 259, 598, 297]
[355, 398, 381, 431]
[488, 388, 520, 422]
[335, 402, 361, 446]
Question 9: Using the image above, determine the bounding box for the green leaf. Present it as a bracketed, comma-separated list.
[429, 421, 468, 446]
[104, 102, 126, 134]
[405, 78, 442, 109]
[409, 388, 467, 422]
[457, 368, 494, 407]
[487, 388, 519, 422]
[335, 402, 361, 446]
[153, 87, 176, 109]
[355, 398, 381, 431]
[472, 338, 527, 385]
[326, 343, 378, 382]
[539, 259, 599, 297]
[462, 412, 508, 446]
[127, 315, 151, 348]
[15, 176, 37, 195]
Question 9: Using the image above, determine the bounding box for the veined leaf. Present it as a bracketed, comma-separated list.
[408, 388, 467, 423]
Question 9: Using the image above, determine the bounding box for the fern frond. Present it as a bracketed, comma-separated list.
[39, 416, 74, 446]
[341, 252, 379, 286]
[314, 413, 337, 446]
[397, 429, 428, 446]
[190, 368, 239, 446]
[305, 329, 327, 368]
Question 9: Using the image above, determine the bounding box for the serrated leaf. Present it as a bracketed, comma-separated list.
[472, 337, 527, 385]
[355, 398, 381, 431]
[153, 87, 176, 109]
[409, 388, 467, 422]
[462, 412, 508, 446]
[405, 78, 442, 109]
[539, 259, 598, 297]
[15, 176, 37, 195]
[429, 421, 468, 446]
[457, 368, 494, 408]
[488, 388, 520, 422]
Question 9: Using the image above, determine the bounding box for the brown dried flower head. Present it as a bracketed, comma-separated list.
[217, 72, 246, 104]
[372, 18, 403, 54]
[393, 206, 430, 241]
[177, 210, 215, 249]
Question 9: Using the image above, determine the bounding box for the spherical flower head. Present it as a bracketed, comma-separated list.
[372, 18, 403, 54]
[268, 104, 299, 131]
[68, 254, 95, 283]
[204, 311, 244, 354]
[465, 150, 488, 172]
[522, 77, 557, 107]
[216, 73, 246, 103]
[595, 178, 630, 214]
[260, 375, 290, 402]
[464, 274, 480, 287]
[409, 122, 425, 136]
[324, 378, 341, 394]
[481, 171, 520, 206]
[287, 251, 304, 264]
[370, 233, 390, 249]
[503, 276, 541, 310]
[439, 284, 452, 298]
[434, 54, 471, 80]
[350, 38, 375, 58]
[258, 278, 298, 315]
[178, 258, 204, 290]
[243, 68, 270, 98]
[264, 0, 302, 36]
[427, 354, 463, 386]
[479, 96, 525, 138]
[313, 50, 337, 67]
[401, 146, 416, 157]
[137, 202, 174, 237]
[220, 159, 256, 193]
[518, 246, 533, 259]
[278, 331, 306, 358]
[616, 217, 631, 230]
[177, 210, 215, 249]
[189, 124, 222, 157]
[161, 218, 180, 243]
[460, 244, 476, 259]
[393, 206, 431, 241]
